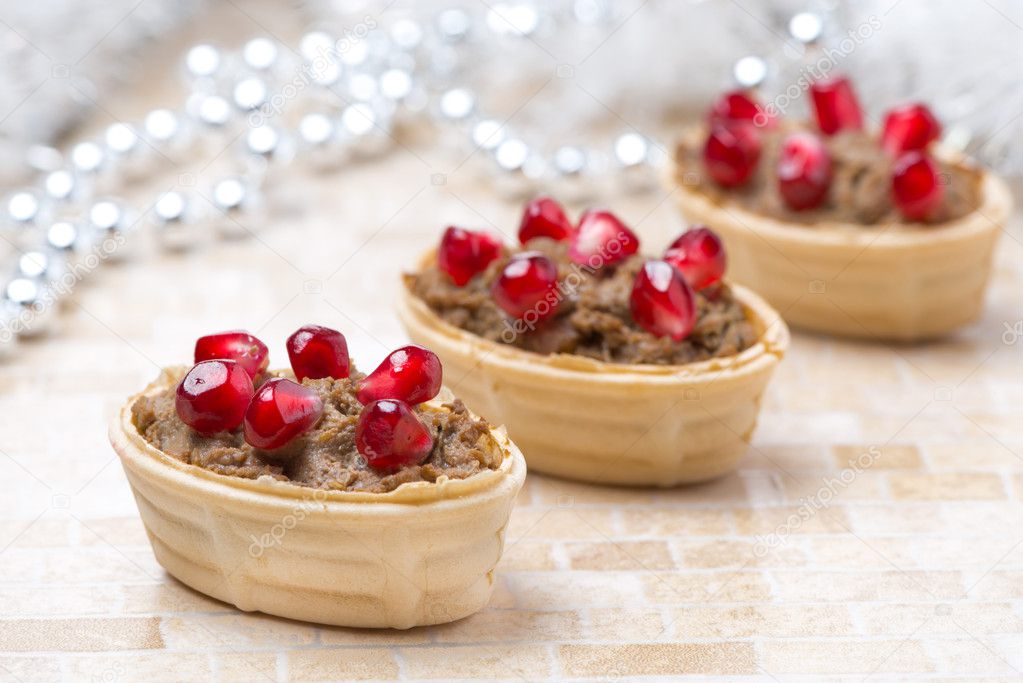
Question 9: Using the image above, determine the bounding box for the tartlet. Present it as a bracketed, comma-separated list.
[110, 330, 526, 629]
[399, 206, 788, 486]
[669, 82, 1012, 341]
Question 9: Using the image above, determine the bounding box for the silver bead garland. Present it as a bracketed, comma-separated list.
[0, 3, 816, 354]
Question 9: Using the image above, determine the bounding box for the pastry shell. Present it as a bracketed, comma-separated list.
[398, 259, 788, 486]
[668, 129, 1013, 341]
[110, 368, 526, 629]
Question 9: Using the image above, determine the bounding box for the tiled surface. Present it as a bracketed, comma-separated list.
[3, 7, 1023, 681]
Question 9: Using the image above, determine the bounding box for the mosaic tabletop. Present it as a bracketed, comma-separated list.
[3, 5, 1023, 682]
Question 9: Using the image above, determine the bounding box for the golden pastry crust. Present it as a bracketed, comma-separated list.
[400, 252, 788, 486]
[668, 127, 1013, 341]
[110, 370, 526, 628]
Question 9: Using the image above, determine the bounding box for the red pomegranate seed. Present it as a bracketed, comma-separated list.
[491, 252, 561, 320]
[630, 260, 697, 341]
[809, 75, 863, 135]
[664, 226, 727, 290]
[356, 399, 434, 471]
[518, 196, 574, 244]
[438, 226, 502, 286]
[356, 345, 443, 405]
[708, 90, 775, 129]
[194, 331, 269, 379]
[702, 123, 762, 188]
[175, 360, 254, 435]
[568, 210, 640, 267]
[881, 103, 942, 156]
[892, 151, 944, 221]
[243, 378, 324, 450]
[777, 132, 833, 211]
[287, 324, 350, 381]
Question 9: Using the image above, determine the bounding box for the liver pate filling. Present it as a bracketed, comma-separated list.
[674, 127, 983, 225]
[132, 372, 502, 492]
[410, 238, 757, 365]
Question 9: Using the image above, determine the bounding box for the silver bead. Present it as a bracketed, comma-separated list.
[189, 93, 232, 129]
[244, 124, 294, 169]
[300, 31, 335, 63]
[3, 277, 54, 337]
[613, 132, 658, 189]
[439, 88, 475, 123]
[144, 109, 187, 153]
[18, 250, 66, 283]
[105, 123, 140, 157]
[573, 0, 614, 24]
[152, 191, 198, 251]
[733, 56, 768, 89]
[210, 177, 263, 239]
[551, 145, 592, 201]
[44, 170, 77, 203]
[0, 299, 19, 357]
[7, 191, 42, 226]
[46, 221, 80, 254]
[491, 138, 542, 198]
[26, 145, 62, 173]
[298, 113, 349, 170]
[486, 4, 540, 36]
[242, 37, 279, 72]
[472, 119, 507, 151]
[340, 103, 392, 157]
[380, 69, 413, 101]
[348, 73, 379, 101]
[789, 12, 823, 45]
[437, 9, 471, 42]
[71, 141, 105, 175]
[185, 44, 221, 80]
[85, 200, 134, 259]
[232, 77, 268, 112]
[390, 19, 423, 51]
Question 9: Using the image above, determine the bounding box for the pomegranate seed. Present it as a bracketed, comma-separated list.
[892, 151, 944, 221]
[194, 331, 269, 379]
[287, 324, 350, 381]
[491, 252, 561, 320]
[568, 210, 640, 267]
[356, 399, 434, 471]
[708, 90, 775, 129]
[438, 226, 503, 286]
[175, 360, 254, 435]
[518, 196, 574, 244]
[630, 260, 697, 341]
[243, 378, 323, 450]
[881, 103, 941, 156]
[356, 345, 443, 405]
[702, 123, 761, 188]
[809, 75, 863, 135]
[664, 226, 727, 290]
[777, 132, 833, 211]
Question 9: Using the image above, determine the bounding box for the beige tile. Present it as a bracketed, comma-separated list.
[401, 644, 552, 679]
[161, 614, 316, 649]
[0, 586, 120, 617]
[559, 643, 756, 676]
[734, 506, 852, 535]
[566, 540, 675, 571]
[833, 444, 923, 469]
[674, 604, 855, 638]
[503, 571, 647, 609]
[215, 652, 278, 683]
[888, 473, 1006, 500]
[771, 570, 965, 602]
[644, 571, 772, 603]
[848, 504, 948, 534]
[0, 656, 61, 683]
[968, 570, 1023, 599]
[618, 508, 732, 537]
[121, 581, 232, 614]
[432, 609, 582, 643]
[807, 536, 919, 569]
[924, 637, 1021, 675]
[759, 639, 933, 674]
[585, 608, 666, 641]
[782, 471, 887, 502]
[75, 516, 150, 547]
[69, 653, 212, 683]
[530, 475, 655, 506]
[496, 539, 557, 571]
[319, 625, 432, 646]
[506, 508, 617, 540]
[0, 617, 162, 652]
[0, 519, 72, 548]
[858, 602, 1023, 635]
[672, 538, 805, 568]
[287, 648, 398, 681]
[926, 440, 1023, 471]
